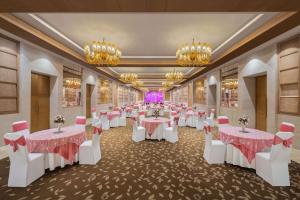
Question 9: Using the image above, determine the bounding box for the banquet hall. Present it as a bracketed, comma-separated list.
[0, 1, 300, 199]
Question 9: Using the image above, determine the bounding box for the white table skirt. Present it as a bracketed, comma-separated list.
[146, 123, 169, 140]
[226, 144, 255, 169]
[44, 153, 79, 171]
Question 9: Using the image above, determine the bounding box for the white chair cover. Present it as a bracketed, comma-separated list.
[4, 132, 45, 187]
[256, 132, 294, 186]
[79, 132, 101, 165]
[164, 122, 178, 143]
[132, 121, 146, 142]
[203, 122, 226, 164]
[12, 121, 30, 138]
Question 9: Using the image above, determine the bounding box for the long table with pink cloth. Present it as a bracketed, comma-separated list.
[141, 117, 170, 140]
[219, 126, 274, 169]
[26, 125, 86, 170]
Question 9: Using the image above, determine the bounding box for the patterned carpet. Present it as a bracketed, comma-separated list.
[0, 120, 300, 200]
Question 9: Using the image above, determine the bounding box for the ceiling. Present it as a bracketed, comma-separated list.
[13, 12, 279, 88]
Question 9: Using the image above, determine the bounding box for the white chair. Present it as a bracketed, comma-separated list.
[132, 120, 146, 142]
[159, 109, 164, 116]
[79, 131, 101, 165]
[178, 110, 186, 127]
[12, 121, 30, 138]
[75, 116, 86, 130]
[100, 112, 110, 130]
[256, 132, 294, 186]
[164, 122, 178, 143]
[139, 112, 145, 124]
[91, 108, 101, 129]
[203, 122, 226, 164]
[196, 112, 205, 131]
[206, 108, 215, 127]
[216, 116, 230, 128]
[279, 122, 295, 164]
[118, 115, 127, 127]
[4, 133, 44, 187]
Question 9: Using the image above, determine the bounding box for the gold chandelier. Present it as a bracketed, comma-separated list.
[162, 81, 173, 88]
[120, 73, 138, 83]
[165, 69, 184, 82]
[84, 39, 122, 66]
[176, 38, 212, 66]
[132, 80, 143, 87]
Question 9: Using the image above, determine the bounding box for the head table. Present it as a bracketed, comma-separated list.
[141, 117, 170, 140]
[219, 126, 274, 169]
[26, 125, 86, 170]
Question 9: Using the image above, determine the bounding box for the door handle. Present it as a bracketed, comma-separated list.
[35, 102, 38, 113]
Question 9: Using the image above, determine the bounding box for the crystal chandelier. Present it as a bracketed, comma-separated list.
[84, 39, 122, 66]
[162, 81, 173, 88]
[120, 73, 138, 83]
[176, 38, 212, 66]
[165, 69, 184, 82]
[65, 78, 81, 89]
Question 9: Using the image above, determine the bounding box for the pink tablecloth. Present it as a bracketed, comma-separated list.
[219, 126, 274, 163]
[26, 126, 86, 162]
[141, 117, 170, 136]
[108, 111, 120, 121]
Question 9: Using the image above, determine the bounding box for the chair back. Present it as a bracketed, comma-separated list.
[92, 133, 100, 147]
[132, 121, 138, 133]
[75, 116, 86, 130]
[270, 132, 294, 163]
[209, 109, 215, 118]
[4, 132, 28, 163]
[217, 116, 229, 124]
[12, 121, 30, 138]
[279, 122, 295, 133]
[203, 121, 212, 146]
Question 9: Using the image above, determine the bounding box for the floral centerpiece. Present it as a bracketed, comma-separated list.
[153, 108, 160, 119]
[54, 115, 65, 132]
[238, 115, 249, 132]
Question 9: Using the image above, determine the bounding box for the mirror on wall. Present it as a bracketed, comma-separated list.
[221, 65, 238, 108]
[62, 66, 82, 107]
[194, 79, 207, 104]
[97, 77, 112, 104]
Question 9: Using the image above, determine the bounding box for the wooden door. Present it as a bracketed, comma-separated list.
[86, 84, 92, 118]
[255, 75, 267, 131]
[31, 73, 50, 132]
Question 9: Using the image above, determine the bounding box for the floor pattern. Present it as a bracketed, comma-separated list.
[0, 121, 300, 200]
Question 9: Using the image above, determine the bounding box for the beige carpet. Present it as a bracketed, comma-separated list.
[0, 120, 300, 200]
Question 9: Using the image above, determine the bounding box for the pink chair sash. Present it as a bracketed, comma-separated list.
[113, 108, 119, 111]
[279, 123, 295, 132]
[139, 111, 145, 116]
[4, 136, 26, 152]
[204, 125, 211, 134]
[174, 116, 179, 125]
[131, 116, 138, 121]
[187, 107, 193, 111]
[218, 117, 229, 124]
[93, 127, 102, 135]
[273, 135, 293, 148]
[100, 112, 107, 116]
[75, 117, 86, 125]
[12, 121, 29, 132]
[91, 107, 96, 112]
[198, 112, 205, 117]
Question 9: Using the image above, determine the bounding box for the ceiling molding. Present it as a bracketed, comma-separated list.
[0, 13, 124, 83]
[1, 0, 300, 12]
[169, 12, 300, 91]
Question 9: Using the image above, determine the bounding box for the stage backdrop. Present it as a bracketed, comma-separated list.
[144, 91, 164, 103]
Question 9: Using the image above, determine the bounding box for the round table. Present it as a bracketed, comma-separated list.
[141, 117, 171, 140]
[27, 125, 86, 170]
[219, 126, 274, 168]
